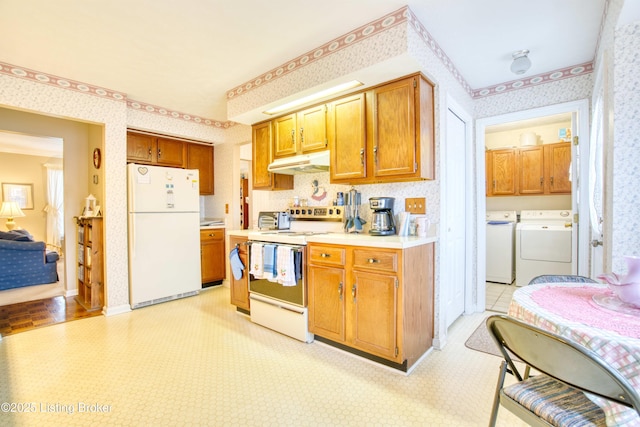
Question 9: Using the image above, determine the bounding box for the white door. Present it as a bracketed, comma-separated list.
[443, 107, 467, 328]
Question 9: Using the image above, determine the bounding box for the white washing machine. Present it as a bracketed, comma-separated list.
[486, 210, 517, 284]
[516, 210, 573, 286]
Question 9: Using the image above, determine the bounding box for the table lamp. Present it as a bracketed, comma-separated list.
[0, 201, 26, 230]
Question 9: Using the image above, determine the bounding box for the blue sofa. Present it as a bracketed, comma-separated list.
[0, 232, 59, 291]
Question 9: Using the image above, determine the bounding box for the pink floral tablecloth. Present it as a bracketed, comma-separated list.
[509, 282, 640, 426]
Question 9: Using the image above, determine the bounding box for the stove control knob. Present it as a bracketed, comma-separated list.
[329, 209, 334, 215]
[336, 208, 341, 215]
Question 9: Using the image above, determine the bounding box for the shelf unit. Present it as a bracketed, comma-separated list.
[75, 217, 104, 311]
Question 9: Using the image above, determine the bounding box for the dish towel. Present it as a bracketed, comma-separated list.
[294, 251, 302, 282]
[276, 246, 297, 287]
[228, 247, 245, 280]
[249, 243, 264, 279]
[262, 244, 277, 282]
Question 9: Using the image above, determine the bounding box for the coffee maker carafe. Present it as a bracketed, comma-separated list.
[369, 197, 396, 235]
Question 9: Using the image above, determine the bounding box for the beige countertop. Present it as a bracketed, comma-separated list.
[200, 225, 226, 230]
[226, 229, 436, 249]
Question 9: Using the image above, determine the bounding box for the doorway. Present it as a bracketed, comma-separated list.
[475, 99, 591, 311]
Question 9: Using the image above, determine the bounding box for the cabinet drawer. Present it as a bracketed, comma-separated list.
[353, 248, 398, 273]
[200, 229, 224, 241]
[309, 245, 345, 267]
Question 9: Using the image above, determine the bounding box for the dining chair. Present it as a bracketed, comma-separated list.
[486, 314, 640, 427]
[528, 274, 597, 285]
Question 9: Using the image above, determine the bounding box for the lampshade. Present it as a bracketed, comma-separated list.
[0, 201, 25, 231]
[510, 49, 531, 75]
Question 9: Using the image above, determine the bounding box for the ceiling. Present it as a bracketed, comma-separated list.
[0, 0, 606, 122]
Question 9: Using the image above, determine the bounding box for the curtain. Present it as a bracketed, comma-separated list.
[44, 163, 64, 251]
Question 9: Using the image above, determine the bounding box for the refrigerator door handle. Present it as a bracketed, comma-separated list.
[130, 214, 136, 257]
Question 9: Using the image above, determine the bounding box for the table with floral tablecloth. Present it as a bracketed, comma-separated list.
[509, 282, 640, 426]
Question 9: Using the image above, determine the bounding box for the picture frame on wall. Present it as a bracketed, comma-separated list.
[2, 183, 34, 210]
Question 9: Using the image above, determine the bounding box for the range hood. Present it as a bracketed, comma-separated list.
[267, 150, 330, 175]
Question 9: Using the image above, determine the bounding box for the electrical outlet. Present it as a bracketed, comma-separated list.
[405, 197, 426, 214]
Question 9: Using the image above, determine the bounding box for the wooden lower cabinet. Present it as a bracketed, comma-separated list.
[200, 229, 225, 285]
[229, 235, 250, 311]
[308, 242, 434, 370]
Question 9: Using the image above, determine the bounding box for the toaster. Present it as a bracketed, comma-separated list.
[257, 211, 291, 230]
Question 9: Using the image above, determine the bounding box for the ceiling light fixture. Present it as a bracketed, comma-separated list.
[263, 80, 363, 115]
[510, 49, 531, 75]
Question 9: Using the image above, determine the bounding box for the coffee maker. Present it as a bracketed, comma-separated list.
[369, 197, 396, 235]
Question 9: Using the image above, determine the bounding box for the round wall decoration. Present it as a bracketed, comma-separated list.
[93, 148, 101, 169]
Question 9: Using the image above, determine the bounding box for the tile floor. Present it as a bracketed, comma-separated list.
[0, 286, 527, 426]
[485, 282, 517, 313]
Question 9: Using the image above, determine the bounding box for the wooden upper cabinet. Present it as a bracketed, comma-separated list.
[328, 93, 367, 182]
[127, 132, 155, 163]
[155, 137, 186, 167]
[486, 142, 572, 197]
[252, 121, 293, 191]
[519, 146, 545, 194]
[188, 144, 214, 195]
[370, 77, 417, 178]
[298, 104, 327, 153]
[126, 131, 186, 168]
[273, 114, 297, 158]
[487, 149, 518, 196]
[546, 142, 572, 194]
[273, 106, 327, 159]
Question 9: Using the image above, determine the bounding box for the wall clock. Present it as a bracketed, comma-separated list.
[93, 148, 101, 169]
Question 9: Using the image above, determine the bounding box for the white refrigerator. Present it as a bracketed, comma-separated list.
[127, 163, 201, 308]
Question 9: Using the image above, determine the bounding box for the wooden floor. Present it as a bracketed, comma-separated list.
[0, 296, 102, 337]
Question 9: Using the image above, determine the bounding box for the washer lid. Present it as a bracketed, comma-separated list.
[486, 210, 517, 222]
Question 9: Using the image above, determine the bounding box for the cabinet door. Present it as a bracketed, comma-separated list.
[351, 271, 398, 361]
[519, 146, 544, 194]
[201, 229, 225, 283]
[547, 142, 572, 194]
[273, 113, 297, 158]
[371, 77, 416, 178]
[188, 144, 214, 195]
[252, 122, 274, 189]
[156, 137, 186, 167]
[127, 132, 155, 163]
[297, 105, 327, 153]
[308, 264, 346, 342]
[328, 93, 367, 182]
[488, 149, 517, 196]
[229, 237, 250, 310]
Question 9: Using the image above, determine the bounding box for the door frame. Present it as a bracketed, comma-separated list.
[435, 93, 473, 348]
[475, 99, 590, 311]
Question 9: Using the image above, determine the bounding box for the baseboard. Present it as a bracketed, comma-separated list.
[103, 304, 132, 316]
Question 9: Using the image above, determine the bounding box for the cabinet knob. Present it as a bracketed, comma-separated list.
[158, 148, 162, 158]
[320, 253, 331, 258]
[338, 282, 343, 301]
[367, 258, 380, 264]
[351, 284, 357, 302]
[360, 148, 365, 166]
[300, 127, 304, 143]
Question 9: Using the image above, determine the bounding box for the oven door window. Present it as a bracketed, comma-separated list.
[249, 277, 304, 307]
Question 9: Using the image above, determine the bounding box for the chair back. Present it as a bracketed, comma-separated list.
[486, 315, 640, 411]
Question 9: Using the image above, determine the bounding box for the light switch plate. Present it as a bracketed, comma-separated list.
[405, 197, 426, 214]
